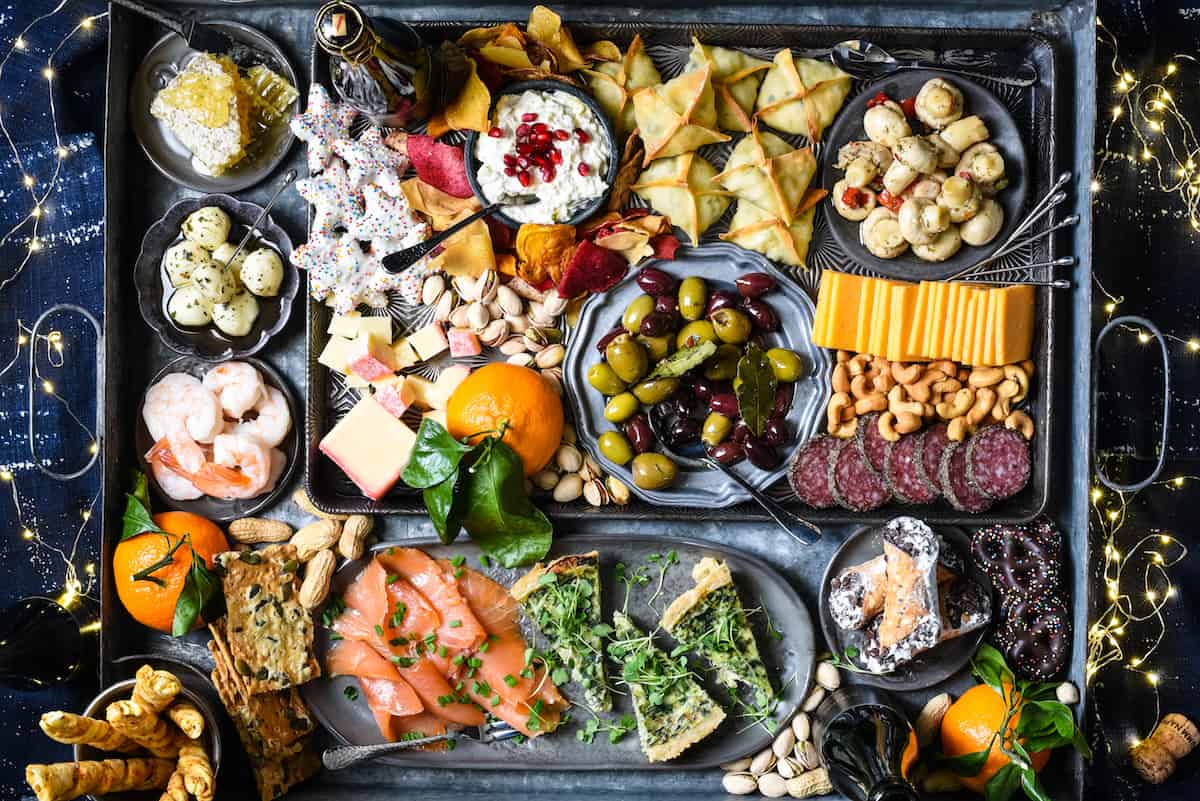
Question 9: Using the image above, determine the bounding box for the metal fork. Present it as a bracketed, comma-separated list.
[322, 719, 520, 770]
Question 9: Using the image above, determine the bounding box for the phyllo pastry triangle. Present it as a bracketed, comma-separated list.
[632, 64, 730, 163]
[685, 38, 771, 132]
[754, 49, 851, 142]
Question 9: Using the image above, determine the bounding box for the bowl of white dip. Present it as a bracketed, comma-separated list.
[465, 80, 617, 228]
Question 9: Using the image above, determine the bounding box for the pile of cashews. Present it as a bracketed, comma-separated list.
[825, 351, 1035, 444]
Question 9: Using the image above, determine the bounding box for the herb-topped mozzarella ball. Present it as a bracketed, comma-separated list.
[167, 285, 213, 327]
[191, 262, 238, 303]
[240, 248, 284, 297]
[914, 78, 964, 130]
[210, 241, 249, 281]
[211, 290, 259, 337]
[163, 240, 212, 287]
[181, 206, 231, 249]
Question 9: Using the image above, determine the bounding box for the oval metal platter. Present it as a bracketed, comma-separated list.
[303, 534, 816, 770]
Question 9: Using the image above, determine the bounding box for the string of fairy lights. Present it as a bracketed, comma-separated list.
[0, 4, 108, 617]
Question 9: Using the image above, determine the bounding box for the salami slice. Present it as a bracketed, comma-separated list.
[856, 411, 891, 473]
[921, 422, 952, 493]
[788, 436, 839, 509]
[966, 424, 1032, 500]
[939, 441, 993, 513]
[830, 437, 891, 511]
[885, 432, 940, 504]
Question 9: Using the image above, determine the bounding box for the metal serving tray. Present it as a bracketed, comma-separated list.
[303, 21, 1058, 526]
[99, 4, 1095, 801]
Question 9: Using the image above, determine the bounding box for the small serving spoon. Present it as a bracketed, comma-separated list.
[381, 195, 537, 273]
[646, 406, 820, 546]
[832, 40, 1039, 88]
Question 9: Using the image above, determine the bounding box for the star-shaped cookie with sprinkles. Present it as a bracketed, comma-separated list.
[295, 157, 362, 235]
[289, 84, 358, 173]
[348, 183, 430, 256]
[333, 127, 409, 197]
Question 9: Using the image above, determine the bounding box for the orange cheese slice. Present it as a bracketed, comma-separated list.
[906, 282, 930, 360]
[868, 279, 893, 357]
[854, 275, 877, 354]
[887, 283, 922, 362]
[994, 284, 1037, 364]
[953, 287, 978, 364]
[812, 270, 834, 348]
[969, 288, 991, 365]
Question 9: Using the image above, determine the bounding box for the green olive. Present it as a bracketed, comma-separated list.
[598, 431, 635, 465]
[711, 308, 754, 344]
[622, 294, 656, 334]
[587, 362, 628, 395]
[605, 333, 649, 383]
[678, 276, 708, 321]
[631, 452, 678, 490]
[636, 334, 674, 362]
[632, 377, 681, 406]
[704, 344, 742, 381]
[766, 348, 806, 382]
[676, 320, 717, 350]
[604, 392, 641, 423]
[701, 412, 733, 446]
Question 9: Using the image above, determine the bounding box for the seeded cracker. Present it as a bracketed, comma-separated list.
[215, 545, 319, 694]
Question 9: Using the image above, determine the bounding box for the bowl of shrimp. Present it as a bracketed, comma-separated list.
[138, 356, 299, 521]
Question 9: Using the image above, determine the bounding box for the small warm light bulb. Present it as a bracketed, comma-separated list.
[1189, 340, 1200, 351]
[1117, 79, 1129, 92]
[1162, 90, 1173, 102]
[14, 37, 25, 51]
[1167, 62, 1178, 75]
[41, 67, 53, 80]
[41, 380, 53, 394]
[81, 510, 91, 522]
[81, 17, 94, 30]
[1112, 105, 1123, 119]
[1143, 147, 1154, 160]
[1131, 737, 1143, 748]
[1160, 534, 1172, 544]
[1147, 590, 1158, 601]
[84, 562, 95, 576]
[21, 528, 34, 540]
[1108, 510, 1119, 521]
[1148, 672, 1160, 686]
[28, 238, 40, 252]
[89, 442, 98, 454]
[22, 174, 34, 187]
[1167, 587, 1177, 599]
[1090, 179, 1102, 192]
[1175, 476, 1186, 485]
[1138, 331, 1151, 344]
[1152, 101, 1164, 111]
[1092, 487, 1104, 502]
[1104, 302, 1116, 313]
[17, 334, 27, 346]
[30, 205, 41, 218]
[1123, 71, 1135, 83]
[55, 146, 67, 159]
[1150, 120, 1163, 132]
[1131, 657, 1143, 667]
[0, 468, 12, 481]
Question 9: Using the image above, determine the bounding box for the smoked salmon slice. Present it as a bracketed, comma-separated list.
[377, 548, 488, 651]
[380, 711, 451, 749]
[328, 639, 423, 730]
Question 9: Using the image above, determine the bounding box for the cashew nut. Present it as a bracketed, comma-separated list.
[957, 367, 971, 382]
[1005, 410, 1035, 440]
[850, 374, 874, 400]
[936, 387, 975, 419]
[928, 359, 957, 377]
[923, 402, 936, 418]
[848, 354, 871, 376]
[855, 394, 887, 415]
[887, 385, 924, 417]
[1003, 364, 1030, 404]
[967, 387, 997, 426]
[836, 350, 853, 363]
[994, 378, 1020, 400]
[932, 377, 962, 395]
[891, 362, 923, 385]
[873, 371, 897, 393]
[991, 395, 1012, 422]
[830, 418, 858, 439]
[1020, 359, 1035, 377]
[832, 363, 851, 394]
[907, 369, 946, 403]
[968, 366, 1005, 388]
[827, 392, 852, 434]
[877, 411, 901, 442]
[947, 416, 973, 441]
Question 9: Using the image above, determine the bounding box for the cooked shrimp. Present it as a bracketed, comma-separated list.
[229, 385, 292, 447]
[142, 373, 223, 444]
[150, 458, 203, 501]
[202, 361, 265, 419]
[263, 448, 287, 495]
[205, 433, 273, 499]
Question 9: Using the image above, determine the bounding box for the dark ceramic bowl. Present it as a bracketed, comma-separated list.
[463, 80, 619, 228]
[135, 193, 298, 361]
[136, 354, 300, 523]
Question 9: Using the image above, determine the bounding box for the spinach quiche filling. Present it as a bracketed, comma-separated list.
[661, 558, 773, 699]
[609, 611, 725, 762]
[511, 552, 613, 711]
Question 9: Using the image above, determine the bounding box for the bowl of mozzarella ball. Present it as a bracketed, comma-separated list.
[136, 194, 299, 360]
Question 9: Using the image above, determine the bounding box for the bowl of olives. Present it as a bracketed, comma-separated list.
[562, 242, 831, 508]
[134, 194, 299, 361]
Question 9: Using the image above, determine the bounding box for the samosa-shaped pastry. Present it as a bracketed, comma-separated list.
[685, 38, 771, 132]
[755, 49, 851, 142]
[632, 64, 730, 164]
[721, 189, 824, 269]
[633, 153, 732, 246]
[715, 127, 816, 225]
[583, 36, 662, 138]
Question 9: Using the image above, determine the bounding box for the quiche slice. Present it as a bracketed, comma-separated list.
[661, 557, 773, 699]
[610, 611, 725, 762]
[511, 551, 612, 711]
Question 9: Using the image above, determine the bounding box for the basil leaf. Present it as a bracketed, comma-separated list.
[172, 552, 220, 637]
[459, 439, 552, 568]
[424, 473, 464, 545]
[734, 345, 777, 437]
[402, 418, 477, 489]
[121, 492, 163, 541]
[971, 643, 1015, 695]
[984, 764, 1022, 801]
[648, 341, 717, 379]
[941, 738, 994, 777]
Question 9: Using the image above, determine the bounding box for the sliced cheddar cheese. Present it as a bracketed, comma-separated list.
[981, 288, 1000, 366]
[812, 270, 834, 348]
[887, 283, 923, 362]
[906, 282, 930, 360]
[940, 282, 961, 359]
[969, 288, 991, 366]
[829, 272, 867, 351]
[854, 275, 877, 355]
[867, 279, 892, 357]
[993, 284, 1036, 364]
[953, 288, 978, 364]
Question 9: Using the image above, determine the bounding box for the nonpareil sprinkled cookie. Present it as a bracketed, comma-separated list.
[289, 233, 338, 303]
[295, 157, 362, 235]
[290, 84, 358, 173]
[320, 233, 388, 313]
[365, 245, 427, 306]
[348, 184, 430, 255]
[333, 127, 409, 197]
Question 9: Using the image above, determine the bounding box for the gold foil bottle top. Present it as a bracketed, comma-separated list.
[314, 1, 375, 64]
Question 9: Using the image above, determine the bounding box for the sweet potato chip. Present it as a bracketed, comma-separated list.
[516, 223, 576, 288]
[401, 178, 480, 231]
[443, 57, 491, 133]
[527, 6, 587, 73]
[427, 219, 496, 277]
[605, 133, 646, 213]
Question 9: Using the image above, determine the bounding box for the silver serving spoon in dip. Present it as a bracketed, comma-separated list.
[381, 194, 537, 273]
[832, 40, 1039, 88]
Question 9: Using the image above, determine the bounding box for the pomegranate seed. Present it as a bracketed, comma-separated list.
[503, 154, 517, 167]
[517, 142, 533, 155]
[541, 166, 556, 182]
[516, 123, 530, 137]
[488, 127, 503, 138]
[551, 149, 563, 164]
[521, 112, 538, 122]
[535, 131, 551, 143]
[517, 156, 529, 168]
[533, 122, 548, 133]
[554, 129, 569, 141]
[504, 166, 516, 176]
[575, 128, 591, 143]
[517, 170, 532, 187]
[578, 162, 592, 176]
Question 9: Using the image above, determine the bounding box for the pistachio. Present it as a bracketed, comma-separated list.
[524, 326, 560, 353]
[448, 303, 471, 329]
[582, 478, 609, 506]
[506, 352, 534, 367]
[750, 747, 776, 775]
[540, 369, 563, 396]
[793, 740, 819, 771]
[499, 337, 527, 356]
[541, 288, 568, 317]
[528, 301, 557, 327]
[915, 693, 951, 746]
[552, 473, 583, 503]
[496, 285, 524, 316]
[772, 727, 796, 758]
[474, 270, 498, 304]
[606, 476, 631, 505]
[758, 772, 788, 798]
[433, 290, 457, 323]
[555, 444, 583, 473]
[790, 712, 811, 743]
[535, 343, 565, 369]
[816, 661, 841, 691]
[532, 469, 561, 491]
[505, 313, 531, 334]
[801, 686, 825, 713]
[486, 301, 505, 320]
[580, 453, 604, 482]
[451, 274, 477, 301]
[721, 758, 752, 773]
[777, 757, 799, 779]
[421, 274, 446, 306]
[479, 319, 510, 347]
[722, 773, 757, 796]
[466, 301, 490, 331]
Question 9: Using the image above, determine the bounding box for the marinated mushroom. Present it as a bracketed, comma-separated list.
[940, 114, 989, 153]
[937, 175, 982, 222]
[909, 174, 946, 200]
[898, 197, 951, 245]
[836, 140, 893, 174]
[863, 100, 911, 148]
[844, 158, 878, 188]
[956, 142, 1007, 193]
[960, 198, 1005, 245]
[860, 207, 909, 259]
[927, 134, 960, 169]
[914, 78, 964, 129]
[912, 226, 963, 262]
[833, 179, 877, 221]
[882, 136, 938, 195]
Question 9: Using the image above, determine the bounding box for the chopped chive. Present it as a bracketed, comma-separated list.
[479, 554, 491, 568]
[438, 645, 448, 657]
[448, 619, 462, 628]
[503, 674, 518, 687]
[454, 567, 465, 579]
[386, 573, 400, 584]
[374, 624, 384, 636]
[452, 654, 465, 666]
[343, 686, 359, 701]
[451, 555, 465, 567]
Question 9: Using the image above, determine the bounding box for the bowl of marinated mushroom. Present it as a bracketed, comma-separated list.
[134, 194, 299, 360]
[820, 70, 1027, 279]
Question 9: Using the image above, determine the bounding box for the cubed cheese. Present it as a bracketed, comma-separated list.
[359, 315, 393, 343]
[409, 322, 449, 361]
[328, 310, 363, 338]
[317, 335, 355, 374]
[319, 395, 417, 500]
[447, 328, 483, 358]
[374, 376, 416, 419]
[392, 338, 420, 369]
[346, 331, 397, 381]
[406, 375, 437, 410]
